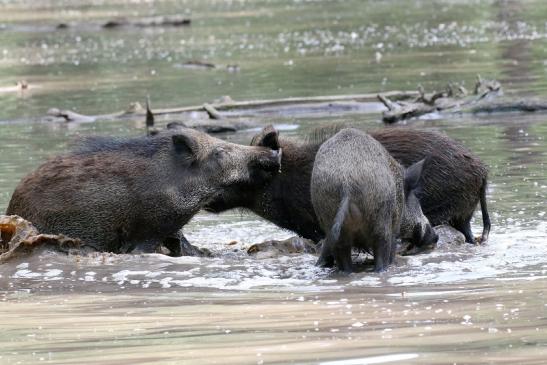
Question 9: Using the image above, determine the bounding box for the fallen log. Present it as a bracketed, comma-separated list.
[378, 76, 503, 123]
[43, 90, 416, 123]
[43, 82, 547, 129]
[157, 90, 416, 115]
[203, 103, 223, 119]
[460, 98, 547, 114]
[379, 95, 435, 123]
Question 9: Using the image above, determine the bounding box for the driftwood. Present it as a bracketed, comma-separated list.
[45, 101, 147, 123]
[102, 15, 190, 28]
[461, 98, 547, 114]
[0, 215, 81, 264]
[53, 15, 190, 31]
[123, 91, 417, 116]
[42, 80, 547, 131]
[0, 215, 211, 262]
[170, 90, 415, 114]
[203, 103, 223, 119]
[378, 76, 504, 123]
[176, 60, 216, 70]
[173, 61, 240, 72]
[42, 91, 415, 135]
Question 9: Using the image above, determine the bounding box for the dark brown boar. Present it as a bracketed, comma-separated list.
[6, 129, 281, 255]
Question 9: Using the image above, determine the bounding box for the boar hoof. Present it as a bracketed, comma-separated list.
[316, 252, 335, 268]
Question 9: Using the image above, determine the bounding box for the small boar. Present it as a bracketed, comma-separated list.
[311, 128, 437, 273]
[6, 129, 281, 256]
[206, 125, 489, 246]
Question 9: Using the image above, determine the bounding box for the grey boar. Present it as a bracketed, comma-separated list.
[205, 125, 489, 245]
[311, 128, 437, 273]
[6, 129, 281, 256]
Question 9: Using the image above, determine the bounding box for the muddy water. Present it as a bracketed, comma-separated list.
[2, 0, 547, 364]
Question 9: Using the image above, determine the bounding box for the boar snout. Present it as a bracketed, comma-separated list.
[423, 224, 439, 247]
[405, 223, 439, 255]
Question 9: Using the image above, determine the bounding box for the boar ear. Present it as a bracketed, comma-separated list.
[404, 158, 426, 193]
[251, 125, 280, 150]
[172, 134, 197, 158]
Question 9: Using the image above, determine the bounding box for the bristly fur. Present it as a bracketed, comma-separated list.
[71, 133, 173, 157]
[304, 123, 349, 145]
[7, 129, 281, 255]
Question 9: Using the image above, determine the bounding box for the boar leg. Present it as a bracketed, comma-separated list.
[334, 231, 353, 274]
[162, 235, 183, 257]
[129, 240, 160, 254]
[163, 234, 208, 257]
[316, 236, 335, 267]
[316, 248, 335, 268]
[372, 234, 392, 273]
[388, 239, 397, 265]
[453, 217, 475, 244]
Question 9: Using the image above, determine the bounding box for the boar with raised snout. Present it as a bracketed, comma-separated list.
[205, 125, 490, 247]
[6, 129, 281, 256]
[311, 128, 438, 273]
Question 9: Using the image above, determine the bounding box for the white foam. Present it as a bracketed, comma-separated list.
[12, 269, 41, 278]
[43, 269, 63, 277]
[319, 353, 419, 365]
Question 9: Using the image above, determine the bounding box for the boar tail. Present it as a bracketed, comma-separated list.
[479, 177, 491, 243]
[324, 194, 350, 251]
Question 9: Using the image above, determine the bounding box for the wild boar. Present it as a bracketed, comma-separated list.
[206, 125, 489, 245]
[6, 129, 281, 256]
[311, 128, 437, 273]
